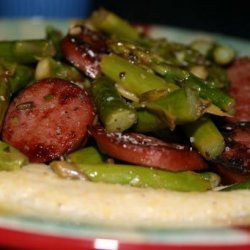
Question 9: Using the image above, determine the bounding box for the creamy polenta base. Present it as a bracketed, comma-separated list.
[0, 164, 249, 229]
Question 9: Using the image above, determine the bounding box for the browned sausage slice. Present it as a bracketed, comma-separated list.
[2, 78, 94, 162]
[61, 26, 107, 79]
[89, 126, 207, 172]
[227, 57, 250, 122]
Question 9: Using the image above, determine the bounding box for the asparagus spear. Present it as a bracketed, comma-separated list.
[152, 63, 190, 82]
[206, 65, 230, 89]
[0, 60, 34, 94]
[108, 39, 165, 66]
[154, 64, 234, 114]
[67, 146, 104, 165]
[50, 160, 220, 192]
[143, 87, 206, 130]
[90, 8, 140, 41]
[141, 37, 210, 67]
[0, 40, 56, 64]
[183, 116, 225, 160]
[108, 40, 232, 111]
[46, 25, 64, 58]
[132, 109, 166, 133]
[9, 64, 34, 93]
[183, 75, 235, 114]
[0, 76, 11, 130]
[35, 57, 84, 83]
[92, 76, 137, 132]
[100, 54, 178, 97]
[220, 179, 250, 191]
[0, 141, 28, 171]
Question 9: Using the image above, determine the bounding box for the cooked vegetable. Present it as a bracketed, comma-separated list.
[51, 160, 219, 192]
[183, 75, 235, 114]
[0, 141, 28, 170]
[46, 25, 64, 58]
[90, 8, 140, 41]
[35, 57, 84, 83]
[153, 64, 235, 114]
[0, 75, 11, 130]
[67, 146, 104, 165]
[50, 160, 87, 180]
[0, 40, 56, 64]
[100, 54, 178, 97]
[183, 116, 225, 160]
[220, 179, 250, 191]
[133, 109, 167, 133]
[143, 87, 206, 130]
[92, 76, 137, 132]
[0, 60, 34, 94]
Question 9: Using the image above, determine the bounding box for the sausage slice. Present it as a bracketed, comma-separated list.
[227, 57, 250, 122]
[2, 78, 94, 162]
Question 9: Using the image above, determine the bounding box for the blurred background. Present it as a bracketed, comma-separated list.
[0, 0, 250, 40]
[92, 0, 250, 40]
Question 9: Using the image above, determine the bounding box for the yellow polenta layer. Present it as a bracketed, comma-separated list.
[0, 164, 249, 228]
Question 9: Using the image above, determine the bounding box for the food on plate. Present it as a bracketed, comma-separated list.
[0, 8, 249, 228]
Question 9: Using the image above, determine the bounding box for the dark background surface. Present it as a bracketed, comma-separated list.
[92, 0, 250, 40]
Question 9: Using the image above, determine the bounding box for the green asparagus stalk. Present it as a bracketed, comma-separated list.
[100, 54, 178, 97]
[154, 63, 234, 114]
[183, 116, 225, 160]
[141, 37, 209, 67]
[35, 57, 84, 82]
[108, 41, 232, 106]
[50, 160, 220, 192]
[68, 146, 104, 165]
[9, 64, 34, 93]
[108, 38, 232, 109]
[205, 65, 230, 89]
[92, 76, 137, 132]
[143, 87, 206, 130]
[152, 63, 190, 82]
[90, 8, 140, 41]
[108, 39, 165, 66]
[183, 75, 235, 114]
[220, 179, 250, 191]
[132, 109, 166, 133]
[0, 141, 29, 171]
[46, 25, 64, 58]
[0, 76, 11, 130]
[0, 60, 34, 94]
[0, 40, 56, 64]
